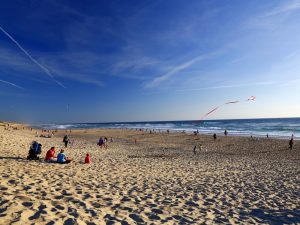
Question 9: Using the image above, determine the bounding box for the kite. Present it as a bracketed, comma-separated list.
[199, 96, 256, 121]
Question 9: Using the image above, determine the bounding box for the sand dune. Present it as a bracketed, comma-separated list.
[0, 125, 299, 224]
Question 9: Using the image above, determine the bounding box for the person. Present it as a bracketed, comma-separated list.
[224, 130, 228, 136]
[45, 147, 57, 162]
[289, 138, 294, 149]
[57, 149, 72, 164]
[193, 145, 197, 155]
[63, 135, 70, 147]
[27, 141, 42, 160]
[98, 137, 104, 147]
[213, 133, 217, 140]
[266, 133, 269, 138]
[85, 153, 91, 164]
[104, 137, 108, 148]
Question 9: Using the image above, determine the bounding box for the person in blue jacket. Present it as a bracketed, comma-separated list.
[57, 149, 72, 164]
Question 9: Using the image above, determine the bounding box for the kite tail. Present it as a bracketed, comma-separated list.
[199, 96, 255, 121]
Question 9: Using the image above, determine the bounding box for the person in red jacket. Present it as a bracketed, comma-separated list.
[45, 147, 57, 162]
[85, 153, 91, 164]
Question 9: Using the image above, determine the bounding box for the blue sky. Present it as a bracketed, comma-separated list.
[1, 0, 300, 123]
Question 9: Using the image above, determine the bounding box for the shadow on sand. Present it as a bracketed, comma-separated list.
[0, 156, 23, 160]
[243, 208, 300, 224]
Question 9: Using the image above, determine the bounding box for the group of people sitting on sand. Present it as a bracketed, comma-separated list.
[45, 147, 72, 164]
[27, 135, 91, 164]
[45, 147, 91, 164]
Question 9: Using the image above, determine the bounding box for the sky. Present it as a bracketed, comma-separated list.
[1, 0, 300, 123]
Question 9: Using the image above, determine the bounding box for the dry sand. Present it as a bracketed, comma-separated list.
[0, 124, 299, 224]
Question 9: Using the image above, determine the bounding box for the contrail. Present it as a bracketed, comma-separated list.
[0, 79, 24, 90]
[0, 25, 66, 88]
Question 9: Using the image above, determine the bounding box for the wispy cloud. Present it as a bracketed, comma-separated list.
[145, 50, 224, 88]
[264, 0, 300, 17]
[0, 79, 24, 89]
[247, 0, 300, 29]
[0, 47, 106, 87]
[113, 56, 157, 73]
[176, 79, 300, 92]
[0, 25, 65, 88]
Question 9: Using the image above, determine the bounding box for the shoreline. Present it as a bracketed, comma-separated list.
[28, 117, 299, 141]
[32, 126, 299, 141]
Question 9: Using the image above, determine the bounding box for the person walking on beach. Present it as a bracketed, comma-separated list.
[224, 129, 228, 136]
[213, 133, 217, 140]
[104, 137, 108, 148]
[98, 137, 104, 147]
[289, 137, 294, 149]
[193, 145, 197, 155]
[63, 135, 70, 147]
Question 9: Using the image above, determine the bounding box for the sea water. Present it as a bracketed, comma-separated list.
[33, 118, 300, 140]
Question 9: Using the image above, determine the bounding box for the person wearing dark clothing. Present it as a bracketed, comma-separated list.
[27, 141, 42, 160]
[27, 148, 39, 160]
[224, 130, 228, 136]
[213, 133, 217, 140]
[289, 138, 294, 149]
[63, 135, 70, 147]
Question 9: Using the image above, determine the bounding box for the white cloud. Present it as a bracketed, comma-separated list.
[176, 79, 300, 92]
[264, 0, 300, 17]
[145, 50, 224, 88]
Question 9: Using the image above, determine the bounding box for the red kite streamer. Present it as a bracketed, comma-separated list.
[199, 96, 256, 121]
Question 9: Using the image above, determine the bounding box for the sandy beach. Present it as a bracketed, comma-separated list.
[0, 123, 299, 224]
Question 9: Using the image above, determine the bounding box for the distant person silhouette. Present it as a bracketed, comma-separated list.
[224, 130, 228, 136]
[289, 138, 294, 149]
[63, 135, 70, 147]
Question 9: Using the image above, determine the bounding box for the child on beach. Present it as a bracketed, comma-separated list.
[85, 153, 91, 164]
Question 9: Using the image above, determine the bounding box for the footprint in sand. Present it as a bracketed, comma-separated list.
[129, 214, 144, 223]
[22, 202, 33, 207]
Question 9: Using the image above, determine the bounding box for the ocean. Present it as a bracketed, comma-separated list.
[33, 118, 300, 140]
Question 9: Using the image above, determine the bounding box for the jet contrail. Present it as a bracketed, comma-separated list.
[0, 79, 24, 89]
[0, 25, 66, 88]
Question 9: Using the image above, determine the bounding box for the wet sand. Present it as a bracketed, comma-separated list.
[0, 124, 299, 224]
